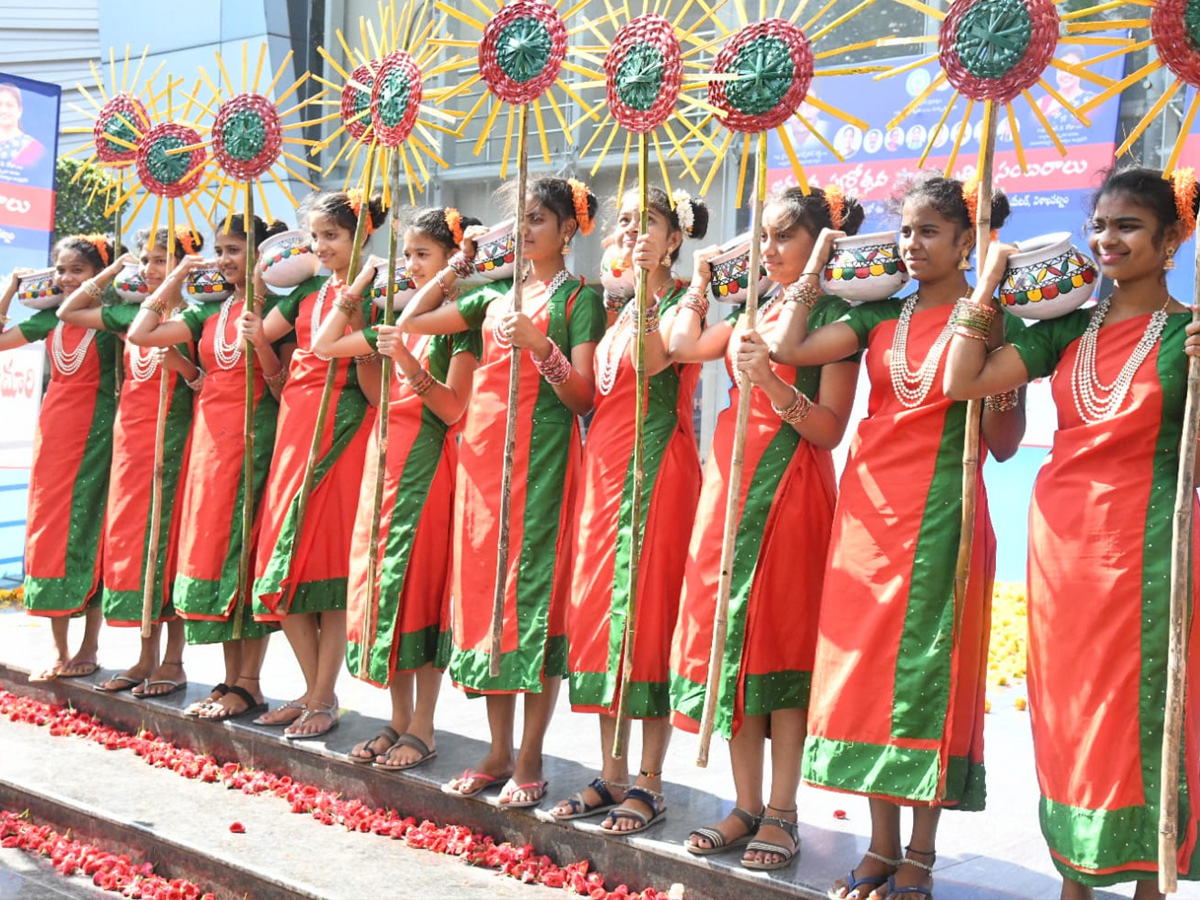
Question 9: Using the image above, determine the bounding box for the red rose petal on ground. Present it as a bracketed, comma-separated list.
[834, 809, 848, 819]
[228, 822, 245, 834]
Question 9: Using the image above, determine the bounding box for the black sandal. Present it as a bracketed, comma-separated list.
[742, 807, 799, 871]
[686, 806, 763, 856]
[348, 727, 400, 764]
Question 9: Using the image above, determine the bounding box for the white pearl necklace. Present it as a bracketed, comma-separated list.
[492, 269, 570, 350]
[1071, 297, 1168, 425]
[213, 295, 243, 370]
[889, 294, 956, 409]
[596, 282, 672, 397]
[311, 278, 338, 361]
[129, 342, 165, 383]
[51, 322, 95, 377]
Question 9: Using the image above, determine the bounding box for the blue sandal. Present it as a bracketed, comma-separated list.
[548, 777, 624, 821]
[827, 850, 903, 899]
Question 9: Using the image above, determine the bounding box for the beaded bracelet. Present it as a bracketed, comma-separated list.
[953, 298, 996, 338]
[264, 368, 287, 390]
[185, 367, 207, 392]
[140, 295, 169, 317]
[680, 288, 709, 319]
[82, 279, 103, 300]
[953, 324, 990, 341]
[984, 389, 1020, 413]
[531, 340, 572, 385]
[405, 367, 435, 396]
[435, 270, 458, 303]
[643, 305, 661, 334]
[783, 281, 820, 310]
[449, 253, 475, 279]
[772, 388, 813, 425]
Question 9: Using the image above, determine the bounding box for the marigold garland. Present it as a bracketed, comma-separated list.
[175, 228, 197, 256]
[81, 235, 111, 267]
[824, 183, 845, 231]
[1172, 167, 1198, 240]
[567, 178, 594, 236]
[962, 175, 980, 227]
[346, 188, 376, 236]
[0, 689, 676, 900]
[0, 586, 22, 609]
[444, 208, 464, 246]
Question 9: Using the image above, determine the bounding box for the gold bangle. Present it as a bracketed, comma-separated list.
[264, 368, 287, 390]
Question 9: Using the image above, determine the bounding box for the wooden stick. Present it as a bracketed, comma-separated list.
[360, 152, 400, 680]
[1159, 235, 1200, 895]
[952, 101, 998, 619]
[292, 148, 376, 574]
[234, 184, 258, 641]
[140, 354, 171, 639]
[488, 103, 530, 679]
[612, 133, 650, 760]
[113, 202, 124, 399]
[697, 131, 767, 767]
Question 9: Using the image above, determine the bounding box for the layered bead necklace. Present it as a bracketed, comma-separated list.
[731, 294, 777, 390]
[491, 269, 570, 350]
[128, 341, 165, 383]
[212, 294, 243, 370]
[50, 322, 95, 377]
[890, 294, 957, 409]
[597, 279, 675, 396]
[1071, 296, 1168, 424]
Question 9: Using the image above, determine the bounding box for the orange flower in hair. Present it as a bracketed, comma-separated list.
[444, 208, 463, 245]
[1172, 168, 1197, 240]
[80, 234, 110, 266]
[567, 178, 593, 236]
[962, 176, 980, 227]
[175, 227, 197, 256]
[824, 182, 845, 231]
[346, 188, 375, 236]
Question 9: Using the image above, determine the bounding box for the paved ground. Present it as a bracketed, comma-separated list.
[0, 605, 1196, 900]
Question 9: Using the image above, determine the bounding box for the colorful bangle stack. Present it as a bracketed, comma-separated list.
[783, 281, 820, 310]
[772, 388, 813, 425]
[953, 298, 996, 340]
[604, 291, 627, 313]
[984, 389, 1020, 413]
[354, 352, 380, 365]
[449, 252, 475, 279]
[264, 368, 287, 390]
[335, 290, 362, 317]
[643, 302, 661, 334]
[140, 295, 169, 317]
[531, 340, 572, 385]
[435, 270, 458, 303]
[405, 367, 435, 396]
[680, 287, 709, 319]
[81, 279, 103, 301]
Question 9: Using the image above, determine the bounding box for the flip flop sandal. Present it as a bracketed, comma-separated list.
[57, 661, 99, 679]
[201, 686, 268, 721]
[95, 675, 144, 694]
[827, 851, 903, 900]
[497, 779, 548, 809]
[253, 699, 305, 727]
[134, 679, 188, 700]
[741, 815, 800, 872]
[442, 770, 511, 798]
[686, 806, 763, 856]
[283, 700, 339, 741]
[600, 786, 667, 836]
[374, 733, 437, 771]
[185, 683, 230, 717]
[348, 726, 400, 764]
[29, 664, 63, 683]
[883, 878, 933, 900]
[546, 777, 624, 822]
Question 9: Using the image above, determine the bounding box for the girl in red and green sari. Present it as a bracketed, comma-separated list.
[313, 207, 482, 770]
[0, 235, 119, 681]
[774, 175, 1025, 900]
[948, 166, 1200, 900]
[58, 228, 205, 698]
[127, 213, 291, 720]
[401, 176, 605, 808]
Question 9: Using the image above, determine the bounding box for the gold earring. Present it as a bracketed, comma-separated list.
[562, 238, 571, 256]
[1165, 247, 1177, 271]
[660, 253, 672, 268]
[958, 251, 972, 271]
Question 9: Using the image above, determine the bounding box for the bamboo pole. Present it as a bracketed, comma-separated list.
[360, 153, 400, 680]
[292, 148, 377, 567]
[697, 131, 768, 767]
[1159, 233, 1200, 895]
[488, 103, 531, 679]
[953, 100, 998, 616]
[113, 200, 124, 398]
[140, 353, 170, 639]
[234, 185, 259, 641]
[611, 133, 651, 760]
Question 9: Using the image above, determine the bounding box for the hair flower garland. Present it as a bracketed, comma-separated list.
[176, 227, 198, 256]
[962, 175, 981, 227]
[672, 189, 695, 236]
[444, 208, 464, 246]
[1172, 168, 1198, 240]
[567, 178, 594, 235]
[82, 234, 111, 266]
[824, 182, 845, 231]
[346, 188, 376, 236]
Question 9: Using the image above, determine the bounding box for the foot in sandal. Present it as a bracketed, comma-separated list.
[685, 806, 763, 856]
[742, 804, 799, 871]
[547, 777, 625, 822]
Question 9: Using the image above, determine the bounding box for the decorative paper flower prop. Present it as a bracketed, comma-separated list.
[314, 0, 462, 204]
[1072, 0, 1200, 174]
[435, 0, 593, 178]
[696, 2, 883, 201]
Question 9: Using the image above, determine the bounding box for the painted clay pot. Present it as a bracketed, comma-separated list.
[258, 229, 319, 292]
[473, 220, 516, 281]
[707, 233, 770, 305]
[821, 231, 909, 303]
[999, 232, 1098, 320]
[113, 261, 150, 303]
[15, 268, 62, 310]
[183, 264, 234, 303]
[600, 244, 635, 300]
[368, 260, 420, 310]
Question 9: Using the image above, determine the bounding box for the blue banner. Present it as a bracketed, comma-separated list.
[0, 73, 60, 276]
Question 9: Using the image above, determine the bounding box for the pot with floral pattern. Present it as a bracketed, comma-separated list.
[113, 261, 150, 303]
[821, 231, 909, 303]
[15, 268, 62, 310]
[998, 232, 1098, 320]
[708, 233, 769, 305]
[259, 229, 319, 292]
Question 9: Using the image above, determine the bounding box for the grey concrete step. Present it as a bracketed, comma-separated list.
[0, 848, 111, 900]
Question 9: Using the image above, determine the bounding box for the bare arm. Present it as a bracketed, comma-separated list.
[57, 253, 134, 329]
[669, 245, 733, 363]
[770, 231, 863, 367]
[0, 270, 31, 351]
[312, 262, 376, 359]
[127, 256, 204, 346]
[398, 226, 485, 336]
[981, 390, 1026, 462]
[379, 326, 478, 425]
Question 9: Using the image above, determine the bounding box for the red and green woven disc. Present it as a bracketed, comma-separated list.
[212, 93, 282, 180]
[136, 122, 206, 198]
[94, 94, 149, 164]
[709, 19, 813, 133]
[341, 62, 377, 140]
[478, 0, 567, 104]
[1153, 0, 1200, 87]
[371, 50, 424, 147]
[604, 14, 682, 134]
[938, 0, 1059, 103]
